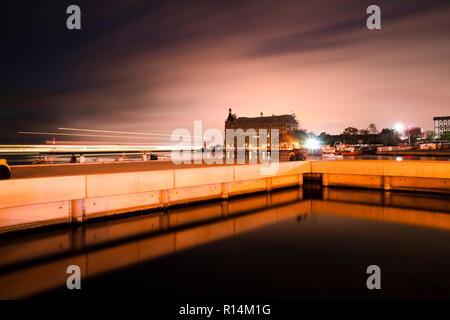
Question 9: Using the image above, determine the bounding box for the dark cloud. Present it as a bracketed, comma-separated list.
[251, 0, 450, 57]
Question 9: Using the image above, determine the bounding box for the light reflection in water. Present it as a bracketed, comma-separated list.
[0, 186, 449, 299]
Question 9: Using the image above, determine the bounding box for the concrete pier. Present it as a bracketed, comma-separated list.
[0, 160, 449, 234]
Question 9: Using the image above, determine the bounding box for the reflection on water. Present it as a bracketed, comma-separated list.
[0, 186, 449, 299]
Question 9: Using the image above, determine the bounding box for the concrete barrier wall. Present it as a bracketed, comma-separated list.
[0, 201, 70, 233]
[84, 190, 161, 218]
[311, 160, 383, 176]
[312, 160, 450, 178]
[0, 161, 309, 233]
[86, 170, 174, 198]
[0, 176, 85, 209]
[312, 160, 450, 192]
[174, 166, 234, 188]
[0, 160, 449, 233]
[382, 161, 450, 178]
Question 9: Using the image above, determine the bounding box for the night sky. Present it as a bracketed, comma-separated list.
[1, 0, 449, 144]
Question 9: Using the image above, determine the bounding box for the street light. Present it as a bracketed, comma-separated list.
[305, 138, 320, 150]
[394, 123, 404, 132]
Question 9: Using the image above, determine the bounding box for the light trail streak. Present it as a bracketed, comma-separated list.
[58, 127, 203, 139]
[18, 131, 169, 140]
[0, 144, 197, 153]
[44, 140, 173, 145]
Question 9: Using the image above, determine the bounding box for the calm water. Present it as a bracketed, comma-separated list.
[0, 186, 449, 299]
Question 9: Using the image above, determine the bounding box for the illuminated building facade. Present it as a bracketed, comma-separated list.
[433, 116, 450, 138]
[224, 109, 299, 149]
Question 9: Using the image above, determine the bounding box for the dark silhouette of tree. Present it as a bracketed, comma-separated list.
[343, 127, 359, 135]
[318, 132, 332, 144]
[359, 129, 369, 135]
[406, 127, 422, 143]
[424, 130, 435, 141]
[368, 123, 378, 134]
[441, 131, 450, 140]
[380, 128, 395, 145]
[380, 128, 393, 134]
[342, 127, 359, 144]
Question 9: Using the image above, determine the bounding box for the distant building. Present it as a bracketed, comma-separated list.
[224, 109, 299, 149]
[433, 116, 450, 138]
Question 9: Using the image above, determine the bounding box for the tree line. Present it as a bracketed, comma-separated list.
[292, 123, 443, 146]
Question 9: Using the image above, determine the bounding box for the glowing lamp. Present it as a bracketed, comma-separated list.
[305, 138, 320, 150]
[394, 123, 404, 132]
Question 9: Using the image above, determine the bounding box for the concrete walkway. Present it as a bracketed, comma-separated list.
[10, 160, 234, 179]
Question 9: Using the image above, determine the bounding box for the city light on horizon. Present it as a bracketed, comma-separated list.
[394, 123, 404, 132]
[305, 138, 321, 150]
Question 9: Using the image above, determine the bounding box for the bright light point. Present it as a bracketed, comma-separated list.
[396, 157, 403, 161]
[305, 138, 320, 150]
[394, 123, 404, 132]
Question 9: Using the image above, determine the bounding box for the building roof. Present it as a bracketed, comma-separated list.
[433, 116, 450, 120]
[228, 114, 297, 125]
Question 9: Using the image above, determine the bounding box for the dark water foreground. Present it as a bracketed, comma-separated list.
[0, 185, 449, 300]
